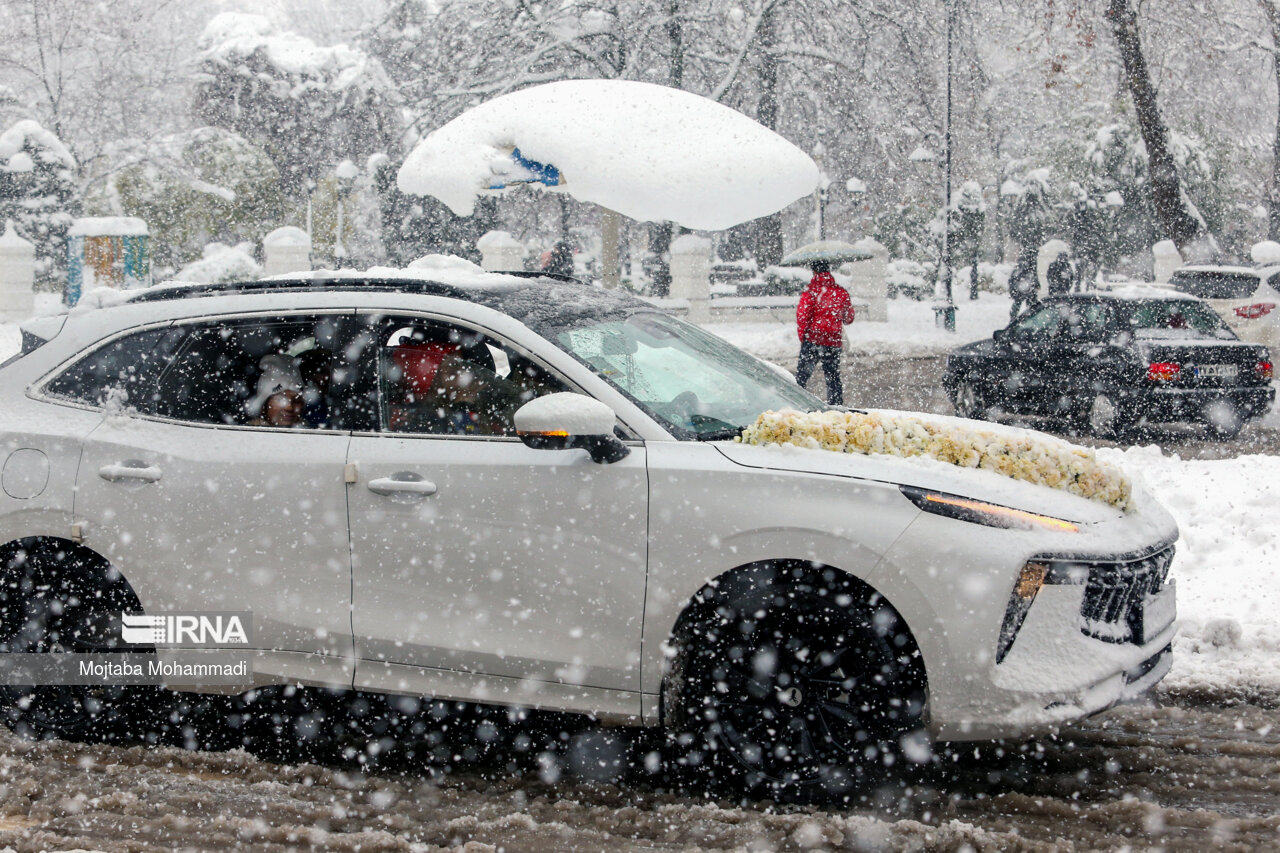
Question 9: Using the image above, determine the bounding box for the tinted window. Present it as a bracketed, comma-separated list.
[374, 318, 570, 436]
[152, 315, 363, 429]
[44, 326, 185, 411]
[1168, 270, 1259, 299]
[1123, 300, 1235, 340]
[1010, 305, 1065, 338]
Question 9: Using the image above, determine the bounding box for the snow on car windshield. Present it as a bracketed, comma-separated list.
[1125, 299, 1236, 340]
[552, 312, 822, 439]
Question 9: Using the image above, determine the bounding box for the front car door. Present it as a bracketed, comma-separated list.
[345, 311, 649, 718]
[61, 312, 360, 683]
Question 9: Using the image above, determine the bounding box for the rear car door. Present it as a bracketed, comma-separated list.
[345, 311, 649, 711]
[60, 313, 359, 680]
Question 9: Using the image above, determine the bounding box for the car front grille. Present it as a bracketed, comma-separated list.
[1078, 546, 1174, 644]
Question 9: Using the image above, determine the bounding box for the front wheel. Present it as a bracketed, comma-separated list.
[951, 379, 986, 420]
[1084, 392, 1132, 440]
[666, 565, 927, 799]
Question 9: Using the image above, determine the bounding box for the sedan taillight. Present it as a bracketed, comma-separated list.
[1146, 362, 1181, 382]
[1234, 303, 1277, 320]
[1257, 361, 1274, 380]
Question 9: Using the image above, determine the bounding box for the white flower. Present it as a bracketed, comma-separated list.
[738, 410, 1134, 512]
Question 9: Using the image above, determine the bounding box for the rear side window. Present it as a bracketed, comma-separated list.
[1168, 271, 1259, 299]
[43, 326, 184, 411]
[1125, 300, 1235, 340]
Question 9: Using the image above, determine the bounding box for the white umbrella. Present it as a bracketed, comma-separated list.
[780, 240, 874, 268]
[396, 79, 818, 231]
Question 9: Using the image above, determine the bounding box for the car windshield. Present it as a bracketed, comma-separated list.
[550, 312, 824, 439]
[1124, 299, 1236, 340]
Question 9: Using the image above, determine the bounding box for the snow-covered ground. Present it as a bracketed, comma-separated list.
[2, 288, 1278, 703]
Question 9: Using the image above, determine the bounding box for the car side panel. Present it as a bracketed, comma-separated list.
[639, 441, 920, 702]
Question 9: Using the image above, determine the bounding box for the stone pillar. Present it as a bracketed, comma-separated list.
[849, 237, 889, 322]
[477, 230, 524, 272]
[669, 234, 712, 322]
[262, 226, 312, 276]
[600, 208, 620, 289]
[0, 222, 35, 321]
[1152, 240, 1182, 284]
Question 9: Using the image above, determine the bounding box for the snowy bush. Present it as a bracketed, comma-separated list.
[886, 259, 931, 300]
[174, 242, 262, 284]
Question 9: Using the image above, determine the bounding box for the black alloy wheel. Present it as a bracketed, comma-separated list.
[667, 564, 927, 799]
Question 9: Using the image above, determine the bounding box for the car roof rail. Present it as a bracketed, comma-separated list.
[124, 274, 571, 305]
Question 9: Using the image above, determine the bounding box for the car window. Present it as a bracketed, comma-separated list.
[553, 312, 820, 438]
[1168, 270, 1259, 299]
[1124, 300, 1236, 340]
[374, 319, 570, 436]
[151, 315, 361, 429]
[43, 325, 186, 412]
[1009, 305, 1065, 338]
[1060, 302, 1111, 341]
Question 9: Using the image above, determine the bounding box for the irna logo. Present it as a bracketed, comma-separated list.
[121, 613, 251, 646]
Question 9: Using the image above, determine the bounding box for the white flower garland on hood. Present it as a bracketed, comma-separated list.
[737, 409, 1134, 512]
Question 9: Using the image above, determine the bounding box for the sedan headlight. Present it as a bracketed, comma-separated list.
[900, 486, 1080, 533]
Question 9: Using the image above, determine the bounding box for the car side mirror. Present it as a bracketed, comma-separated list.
[514, 393, 630, 464]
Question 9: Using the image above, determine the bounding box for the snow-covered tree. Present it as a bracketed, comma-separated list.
[0, 118, 79, 283]
[104, 128, 284, 275]
[193, 13, 401, 201]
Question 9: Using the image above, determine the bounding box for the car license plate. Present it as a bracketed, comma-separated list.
[1194, 364, 1237, 379]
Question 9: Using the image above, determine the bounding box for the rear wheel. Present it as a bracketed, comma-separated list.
[666, 565, 927, 799]
[1203, 399, 1245, 439]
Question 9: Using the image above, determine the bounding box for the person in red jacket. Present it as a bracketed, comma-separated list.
[795, 261, 855, 405]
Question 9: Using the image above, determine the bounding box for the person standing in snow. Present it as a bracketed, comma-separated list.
[1047, 252, 1074, 296]
[543, 240, 575, 278]
[794, 261, 855, 406]
[1007, 252, 1040, 322]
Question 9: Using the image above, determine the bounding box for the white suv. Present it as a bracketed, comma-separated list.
[0, 269, 1177, 795]
[1167, 265, 1280, 350]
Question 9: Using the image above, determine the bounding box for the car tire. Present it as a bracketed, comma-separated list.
[1202, 399, 1246, 440]
[1085, 393, 1131, 441]
[0, 541, 153, 741]
[665, 564, 927, 800]
[952, 380, 986, 420]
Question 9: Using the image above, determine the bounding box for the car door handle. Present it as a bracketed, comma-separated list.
[99, 462, 162, 483]
[367, 477, 437, 497]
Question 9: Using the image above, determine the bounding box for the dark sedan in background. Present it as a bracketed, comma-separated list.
[944, 288, 1275, 439]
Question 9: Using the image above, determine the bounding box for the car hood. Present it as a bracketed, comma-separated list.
[713, 410, 1140, 526]
[948, 338, 998, 358]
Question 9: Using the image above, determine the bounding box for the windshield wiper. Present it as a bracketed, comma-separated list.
[694, 426, 744, 441]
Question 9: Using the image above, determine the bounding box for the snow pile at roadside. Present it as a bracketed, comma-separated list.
[398, 79, 818, 230]
[1103, 445, 1280, 699]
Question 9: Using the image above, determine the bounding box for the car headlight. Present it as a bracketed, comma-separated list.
[996, 560, 1089, 662]
[899, 485, 1080, 533]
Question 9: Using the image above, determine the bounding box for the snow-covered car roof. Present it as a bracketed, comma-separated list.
[1076, 284, 1204, 302]
[1174, 264, 1263, 276]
